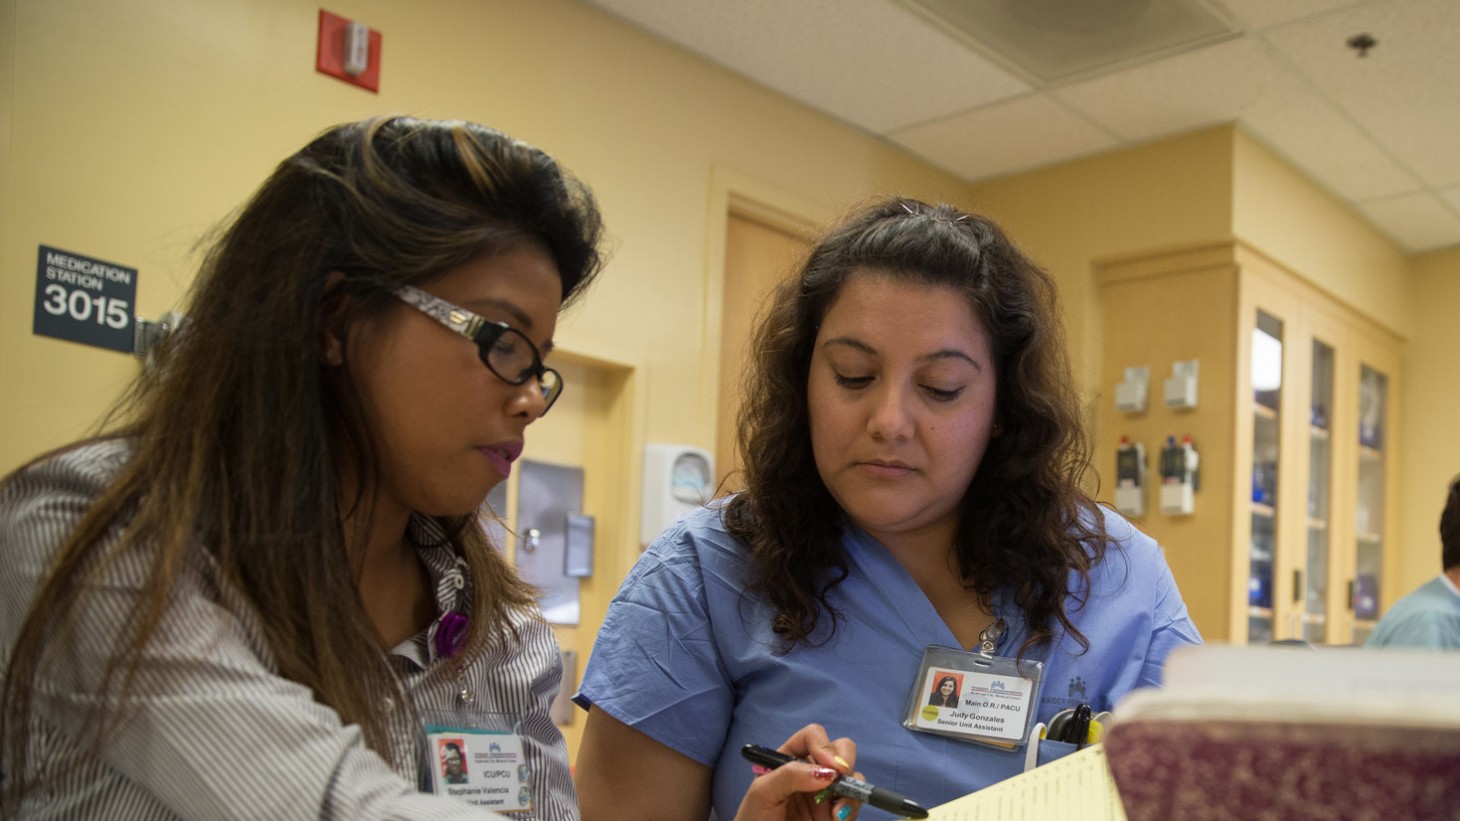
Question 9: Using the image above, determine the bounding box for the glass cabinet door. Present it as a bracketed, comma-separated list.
[1351, 363, 1389, 643]
[1302, 340, 1335, 643]
[1248, 311, 1283, 643]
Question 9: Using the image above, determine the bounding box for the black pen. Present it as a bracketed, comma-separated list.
[741, 743, 929, 819]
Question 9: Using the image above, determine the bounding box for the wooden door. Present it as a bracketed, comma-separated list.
[717, 214, 808, 491]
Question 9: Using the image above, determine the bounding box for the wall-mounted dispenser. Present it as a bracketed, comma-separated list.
[1159, 435, 1200, 515]
[1115, 436, 1147, 517]
[641, 443, 715, 546]
[1115, 366, 1150, 413]
[1164, 359, 1199, 409]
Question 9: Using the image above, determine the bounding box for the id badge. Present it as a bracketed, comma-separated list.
[421, 711, 532, 813]
[902, 644, 1044, 750]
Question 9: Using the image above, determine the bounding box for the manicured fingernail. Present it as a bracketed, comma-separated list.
[814, 788, 831, 805]
[751, 765, 772, 776]
[812, 767, 838, 781]
[833, 755, 851, 770]
[836, 803, 853, 820]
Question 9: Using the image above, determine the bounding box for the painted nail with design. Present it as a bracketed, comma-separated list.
[811, 767, 838, 781]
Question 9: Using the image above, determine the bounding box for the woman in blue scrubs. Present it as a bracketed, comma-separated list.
[574, 197, 1202, 820]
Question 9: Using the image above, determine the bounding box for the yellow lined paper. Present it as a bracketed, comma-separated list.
[928, 745, 1126, 821]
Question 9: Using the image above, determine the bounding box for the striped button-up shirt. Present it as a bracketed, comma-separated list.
[0, 440, 577, 820]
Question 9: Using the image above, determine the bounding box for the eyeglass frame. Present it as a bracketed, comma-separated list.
[392, 284, 563, 414]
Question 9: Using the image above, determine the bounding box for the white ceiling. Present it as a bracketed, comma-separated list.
[578, 0, 1460, 253]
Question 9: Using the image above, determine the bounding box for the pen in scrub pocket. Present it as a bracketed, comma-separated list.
[740, 743, 930, 819]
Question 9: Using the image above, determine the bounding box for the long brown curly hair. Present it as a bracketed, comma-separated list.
[723, 196, 1105, 657]
[1, 116, 604, 813]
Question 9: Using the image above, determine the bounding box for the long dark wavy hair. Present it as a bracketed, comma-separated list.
[1, 116, 604, 811]
[1442, 474, 1460, 569]
[723, 196, 1105, 657]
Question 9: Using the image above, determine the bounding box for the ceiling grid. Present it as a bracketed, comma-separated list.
[582, 0, 1460, 252]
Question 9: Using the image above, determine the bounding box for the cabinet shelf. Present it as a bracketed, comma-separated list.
[1252, 402, 1278, 420]
[1251, 502, 1276, 518]
[1306, 518, 1327, 531]
[1248, 606, 1274, 619]
[1359, 444, 1384, 461]
[1310, 425, 1330, 440]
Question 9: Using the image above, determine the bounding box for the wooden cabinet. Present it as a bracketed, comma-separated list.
[1096, 243, 1402, 644]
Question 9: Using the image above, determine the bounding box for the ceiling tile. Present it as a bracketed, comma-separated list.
[581, 0, 1031, 133]
[888, 95, 1120, 181]
[1440, 186, 1460, 217]
[1054, 37, 1277, 141]
[1263, 0, 1460, 187]
[1211, 0, 1367, 31]
[1237, 62, 1419, 200]
[579, 0, 1457, 254]
[1357, 192, 1460, 252]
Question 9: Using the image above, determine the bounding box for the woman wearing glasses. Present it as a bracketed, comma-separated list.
[0, 117, 603, 820]
[0, 115, 871, 821]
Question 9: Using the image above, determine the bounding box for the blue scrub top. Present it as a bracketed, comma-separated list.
[1365, 575, 1460, 649]
[575, 503, 1201, 819]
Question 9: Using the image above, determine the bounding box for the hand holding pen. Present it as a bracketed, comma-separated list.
[736, 724, 930, 820]
[733, 724, 864, 821]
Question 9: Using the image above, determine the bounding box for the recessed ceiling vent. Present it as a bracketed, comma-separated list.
[899, 0, 1240, 84]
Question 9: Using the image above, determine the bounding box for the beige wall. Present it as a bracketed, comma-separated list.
[965, 126, 1237, 395]
[1232, 129, 1413, 338]
[1402, 247, 1460, 585]
[0, 0, 12, 366]
[0, 0, 970, 476]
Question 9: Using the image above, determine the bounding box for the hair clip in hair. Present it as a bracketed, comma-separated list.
[899, 200, 970, 224]
[433, 611, 468, 659]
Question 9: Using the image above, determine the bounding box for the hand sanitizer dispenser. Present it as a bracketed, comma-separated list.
[1115, 436, 1146, 517]
[1159, 435, 1199, 515]
[641, 443, 715, 546]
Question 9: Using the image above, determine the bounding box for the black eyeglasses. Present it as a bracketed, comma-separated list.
[393, 285, 563, 414]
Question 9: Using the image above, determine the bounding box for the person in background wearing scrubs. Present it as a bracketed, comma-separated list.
[1366, 473, 1460, 649]
[573, 196, 1203, 820]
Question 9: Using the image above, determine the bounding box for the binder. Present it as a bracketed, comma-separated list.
[928, 645, 1460, 820]
[1104, 645, 1460, 820]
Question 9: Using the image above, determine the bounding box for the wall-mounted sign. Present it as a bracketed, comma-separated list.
[33, 245, 137, 354]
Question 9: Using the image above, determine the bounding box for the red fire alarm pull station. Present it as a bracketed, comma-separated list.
[316, 9, 381, 92]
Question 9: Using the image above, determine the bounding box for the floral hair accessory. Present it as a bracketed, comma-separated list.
[434, 611, 468, 659]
